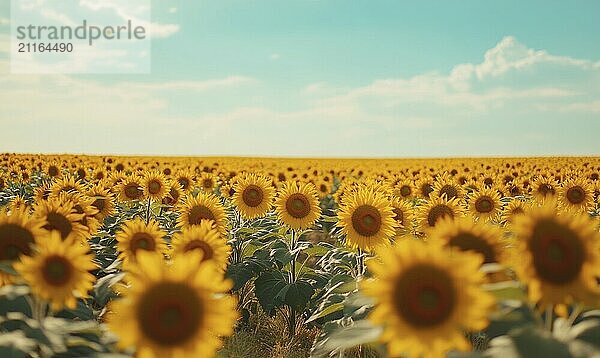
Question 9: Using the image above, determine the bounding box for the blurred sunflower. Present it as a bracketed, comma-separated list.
[14, 231, 96, 311]
[106, 251, 237, 358]
[417, 196, 463, 231]
[0, 209, 45, 286]
[170, 221, 230, 268]
[116, 218, 167, 264]
[500, 199, 528, 225]
[232, 174, 275, 219]
[161, 182, 183, 207]
[390, 197, 413, 233]
[532, 176, 558, 202]
[467, 187, 502, 222]
[363, 240, 494, 357]
[274, 181, 321, 231]
[429, 217, 507, 266]
[178, 193, 227, 234]
[416, 178, 435, 199]
[512, 201, 600, 307]
[337, 188, 396, 251]
[34, 198, 87, 242]
[142, 171, 169, 201]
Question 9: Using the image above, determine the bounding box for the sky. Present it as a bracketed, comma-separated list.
[0, 0, 599, 157]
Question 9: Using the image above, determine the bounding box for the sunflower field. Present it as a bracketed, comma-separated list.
[1, 154, 600, 358]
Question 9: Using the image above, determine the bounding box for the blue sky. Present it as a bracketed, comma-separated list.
[0, 0, 599, 157]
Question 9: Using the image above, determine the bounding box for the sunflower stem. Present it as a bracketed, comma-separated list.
[356, 248, 365, 280]
[567, 304, 582, 327]
[288, 229, 298, 338]
[545, 306, 553, 332]
[145, 197, 152, 224]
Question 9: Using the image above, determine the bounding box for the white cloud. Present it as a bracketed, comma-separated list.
[269, 53, 280, 61]
[0, 36, 598, 156]
[168, 7, 178, 14]
[0, 18, 10, 26]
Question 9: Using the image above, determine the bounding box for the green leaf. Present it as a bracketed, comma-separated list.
[570, 319, 600, 348]
[0, 261, 17, 275]
[311, 320, 382, 356]
[254, 270, 288, 315]
[306, 302, 344, 324]
[489, 326, 571, 358]
[283, 280, 314, 311]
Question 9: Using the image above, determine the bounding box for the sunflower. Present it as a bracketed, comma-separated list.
[33, 197, 88, 242]
[428, 217, 507, 266]
[337, 188, 396, 251]
[500, 199, 528, 225]
[14, 231, 96, 311]
[49, 176, 86, 198]
[363, 240, 494, 358]
[316, 180, 331, 199]
[274, 181, 321, 231]
[114, 175, 144, 202]
[467, 187, 502, 222]
[531, 176, 558, 202]
[198, 172, 218, 193]
[116, 218, 167, 264]
[558, 178, 593, 213]
[394, 179, 416, 200]
[417, 196, 463, 232]
[161, 182, 183, 207]
[33, 182, 53, 202]
[87, 184, 116, 221]
[9, 195, 30, 213]
[177, 193, 227, 234]
[106, 251, 237, 358]
[175, 169, 196, 192]
[431, 173, 464, 201]
[143, 171, 169, 201]
[512, 201, 600, 307]
[390, 197, 413, 233]
[59, 192, 101, 238]
[232, 174, 275, 219]
[170, 221, 230, 268]
[0, 209, 45, 286]
[416, 178, 435, 199]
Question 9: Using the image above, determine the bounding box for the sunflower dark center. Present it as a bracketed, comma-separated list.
[183, 240, 214, 261]
[475, 196, 494, 213]
[319, 184, 328, 193]
[42, 255, 73, 286]
[44, 212, 73, 240]
[92, 198, 106, 212]
[285, 193, 311, 219]
[440, 185, 458, 199]
[202, 179, 213, 189]
[448, 232, 496, 264]
[529, 219, 584, 285]
[0, 224, 34, 260]
[394, 264, 456, 327]
[178, 177, 190, 190]
[427, 205, 454, 227]
[351, 205, 382, 237]
[420, 183, 433, 198]
[124, 183, 143, 200]
[188, 205, 216, 225]
[392, 208, 404, 226]
[148, 180, 162, 195]
[400, 185, 412, 197]
[137, 282, 203, 346]
[129, 232, 156, 255]
[566, 186, 585, 204]
[48, 166, 59, 177]
[242, 185, 264, 207]
[483, 178, 493, 187]
[538, 184, 555, 197]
